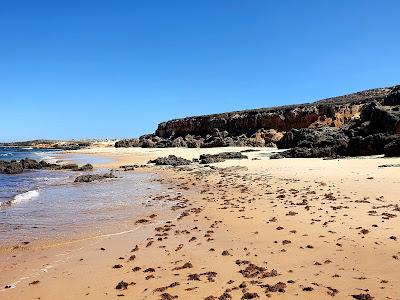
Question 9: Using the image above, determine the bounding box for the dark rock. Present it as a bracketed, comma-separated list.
[347, 133, 397, 156]
[277, 127, 349, 150]
[384, 138, 400, 157]
[115, 281, 128, 290]
[241, 292, 259, 299]
[271, 147, 339, 159]
[383, 85, 400, 106]
[74, 172, 116, 183]
[20, 158, 41, 169]
[57, 163, 79, 170]
[368, 105, 400, 134]
[264, 282, 287, 293]
[148, 155, 192, 167]
[0, 159, 95, 175]
[4, 161, 24, 174]
[115, 139, 140, 148]
[199, 152, 248, 164]
[77, 164, 93, 171]
[171, 137, 187, 147]
[352, 294, 374, 300]
[156, 86, 390, 138]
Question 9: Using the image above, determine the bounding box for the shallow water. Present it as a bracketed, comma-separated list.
[0, 148, 175, 248]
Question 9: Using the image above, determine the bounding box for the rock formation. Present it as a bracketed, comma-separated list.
[115, 85, 400, 157]
[0, 159, 93, 175]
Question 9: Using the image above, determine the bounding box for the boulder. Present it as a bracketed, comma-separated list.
[368, 105, 400, 134]
[4, 161, 24, 174]
[77, 164, 94, 171]
[277, 127, 349, 151]
[0, 159, 95, 174]
[171, 137, 187, 147]
[270, 147, 338, 159]
[384, 138, 400, 157]
[199, 152, 248, 164]
[20, 158, 41, 169]
[347, 133, 397, 156]
[148, 155, 192, 166]
[74, 172, 116, 183]
[115, 139, 140, 148]
[383, 85, 400, 106]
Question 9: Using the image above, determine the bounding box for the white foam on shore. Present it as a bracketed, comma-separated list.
[13, 190, 40, 205]
[33, 152, 59, 164]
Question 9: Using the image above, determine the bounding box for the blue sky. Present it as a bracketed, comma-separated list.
[1, 0, 399, 141]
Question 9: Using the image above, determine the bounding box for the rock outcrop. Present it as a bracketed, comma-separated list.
[115, 85, 400, 157]
[0, 159, 94, 175]
[384, 138, 400, 157]
[199, 152, 248, 164]
[74, 172, 116, 183]
[276, 102, 400, 158]
[148, 155, 192, 166]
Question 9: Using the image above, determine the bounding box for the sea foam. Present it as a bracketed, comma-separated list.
[13, 190, 40, 204]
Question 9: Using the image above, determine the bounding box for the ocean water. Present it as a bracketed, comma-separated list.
[0, 147, 174, 248]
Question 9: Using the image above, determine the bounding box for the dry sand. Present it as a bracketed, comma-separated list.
[1, 147, 399, 300]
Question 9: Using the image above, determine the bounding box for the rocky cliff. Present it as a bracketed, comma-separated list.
[116, 85, 399, 157]
[155, 87, 390, 138]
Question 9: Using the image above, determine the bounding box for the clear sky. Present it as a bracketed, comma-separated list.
[1, 0, 399, 141]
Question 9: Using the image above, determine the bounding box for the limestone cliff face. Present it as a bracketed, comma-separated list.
[155, 87, 391, 138]
[156, 103, 363, 138]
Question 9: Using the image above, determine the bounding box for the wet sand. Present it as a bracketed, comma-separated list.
[1, 147, 400, 299]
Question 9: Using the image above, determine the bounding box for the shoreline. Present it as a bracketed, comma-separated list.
[1, 147, 399, 299]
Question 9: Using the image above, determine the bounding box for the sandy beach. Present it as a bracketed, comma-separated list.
[0, 147, 399, 299]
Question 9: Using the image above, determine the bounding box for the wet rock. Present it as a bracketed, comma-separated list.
[4, 161, 24, 174]
[77, 164, 93, 171]
[74, 172, 116, 183]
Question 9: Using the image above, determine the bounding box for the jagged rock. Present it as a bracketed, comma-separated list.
[277, 127, 349, 151]
[368, 105, 400, 134]
[199, 152, 248, 164]
[77, 164, 94, 171]
[186, 136, 204, 148]
[259, 129, 284, 144]
[148, 155, 192, 166]
[4, 161, 24, 174]
[0, 159, 94, 174]
[156, 86, 391, 139]
[115, 139, 140, 148]
[384, 138, 400, 157]
[20, 158, 41, 169]
[74, 172, 116, 183]
[171, 137, 188, 147]
[270, 147, 338, 159]
[113, 85, 399, 157]
[383, 85, 400, 106]
[347, 133, 397, 156]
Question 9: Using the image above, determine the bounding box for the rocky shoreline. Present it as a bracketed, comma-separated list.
[0, 158, 93, 174]
[115, 85, 400, 158]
